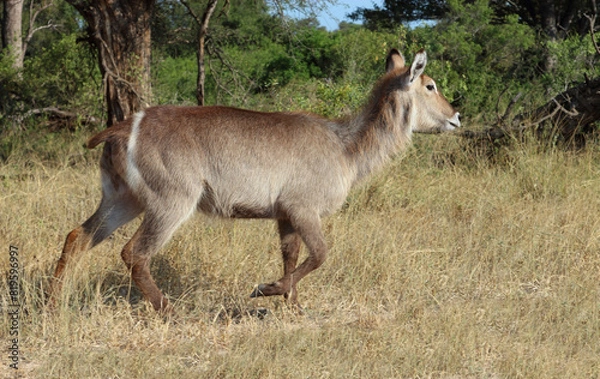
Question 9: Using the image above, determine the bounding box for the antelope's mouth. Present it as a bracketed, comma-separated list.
[445, 112, 461, 130]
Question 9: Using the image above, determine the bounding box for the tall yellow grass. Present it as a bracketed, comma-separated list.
[1, 133, 599, 378]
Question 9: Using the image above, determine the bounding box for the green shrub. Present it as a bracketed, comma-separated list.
[542, 34, 600, 93]
[22, 33, 101, 117]
[407, 0, 537, 123]
[152, 54, 197, 105]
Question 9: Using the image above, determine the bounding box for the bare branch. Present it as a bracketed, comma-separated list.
[207, 44, 255, 104]
[196, 0, 219, 105]
[179, 0, 202, 25]
[456, 126, 523, 141]
[585, 0, 600, 56]
[217, 0, 230, 18]
[22, 0, 58, 62]
[525, 104, 562, 128]
[459, 75, 600, 146]
[270, 0, 287, 21]
[26, 106, 99, 123]
[92, 33, 150, 108]
[26, 22, 57, 40]
[551, 98, 579, 117]
[496, 92, 523, 127]
[585, 14, 600, 55]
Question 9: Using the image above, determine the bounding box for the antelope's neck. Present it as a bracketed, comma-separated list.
[341, 92, 414, 184]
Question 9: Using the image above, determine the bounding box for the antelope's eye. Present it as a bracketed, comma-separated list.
[426, 84, 436, 91]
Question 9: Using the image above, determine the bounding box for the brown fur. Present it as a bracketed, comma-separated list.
[48, 49, 460, 312]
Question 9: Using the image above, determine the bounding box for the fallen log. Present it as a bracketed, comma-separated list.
[13, 107, 101, 131]
[457, 76, 600, 147]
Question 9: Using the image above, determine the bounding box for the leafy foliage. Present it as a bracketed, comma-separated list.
[352, 0, 598, 39]
[405, 0, 538, 122]
[349, 0, 448, 29]
[23, 33, 101, 112]
[541, 34, 600, 92]
[0, 0, 598, 140]
[1, 32, 101, 132]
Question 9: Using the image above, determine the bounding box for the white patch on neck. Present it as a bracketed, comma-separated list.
[126, 111, 145, 189]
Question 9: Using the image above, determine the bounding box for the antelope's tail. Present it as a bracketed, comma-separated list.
[86, 120, 131, 149]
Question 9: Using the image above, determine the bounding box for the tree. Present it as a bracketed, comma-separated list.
[181, 0, 220, 106]
[351, 0, 599, 73]
[66, 0, 155, 126]
[349, 0, 447, 29]
[488, 0, 599, 72]
[2, 1, 58, 70]
[353, 0, 599, 40]
[151, 0, 278, 106]
[2, 0, 24, 69]
[177, 0, 337, 106]
[459, 3, 600, 148]
[490, 0, 598, 40]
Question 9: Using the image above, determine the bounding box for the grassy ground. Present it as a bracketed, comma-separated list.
[1, 131, 599, 378]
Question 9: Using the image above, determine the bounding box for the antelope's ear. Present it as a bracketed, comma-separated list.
[385, 48, 405, 73]
[408, 49, 427, 85]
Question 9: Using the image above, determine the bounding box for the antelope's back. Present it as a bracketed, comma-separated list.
[98, 106, 356, 217]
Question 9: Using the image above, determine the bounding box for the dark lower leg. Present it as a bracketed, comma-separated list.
[49, 196, 141, 308]
[251, 215, 327, 305]
[279, 219, 301, 302]
[121, 239, 170, 313]
[48, 226, 92, 306]
[131, 259, 170, 312]
[251, 219, 300, 299]
[283, 213, 328, 293]
[119, 205, 194, 314]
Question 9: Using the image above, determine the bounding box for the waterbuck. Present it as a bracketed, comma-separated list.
[49, 48, 460, 313]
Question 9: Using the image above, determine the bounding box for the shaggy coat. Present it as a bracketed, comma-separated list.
[49, 48, 461, 312]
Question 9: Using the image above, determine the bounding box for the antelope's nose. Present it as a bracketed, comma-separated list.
[449, 112, 461, 128]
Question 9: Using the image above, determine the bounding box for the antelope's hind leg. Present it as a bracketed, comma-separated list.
[279, 219, 302, 303]
[48, 191, 142, 307]
[120, 198, 196, 313]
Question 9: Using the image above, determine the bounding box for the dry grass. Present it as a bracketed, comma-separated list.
[1, 132, 600, 378]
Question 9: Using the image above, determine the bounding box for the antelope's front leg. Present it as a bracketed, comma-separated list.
[251, 214, 327, 311]
[251, 219, 301, 303]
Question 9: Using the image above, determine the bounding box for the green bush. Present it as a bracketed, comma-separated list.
[152, 54, 197, 105]
[266, 79, 367, 118]
[2, 0, 600, 143]
[0, 33, 101, 134]
[542, 34, 600, 93]
[0, 52, 22, 124]
[407, 0, 537, 123]
[331, 27, 403, 84]
[23, 33, 101, 116]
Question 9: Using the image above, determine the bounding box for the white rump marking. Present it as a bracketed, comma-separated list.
[126, 111, 145, 189]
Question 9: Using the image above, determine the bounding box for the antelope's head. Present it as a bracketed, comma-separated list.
[385, 48, 461, 132]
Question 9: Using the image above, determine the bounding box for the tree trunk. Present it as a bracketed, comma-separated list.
[66, 0, 155, 126]
[2, 0, 24, 69]
[181, 0, 219, 106]
[539, 0, 559, 72]
[197, 0, 218, 106]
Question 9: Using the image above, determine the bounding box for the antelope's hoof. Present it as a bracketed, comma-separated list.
[290, 303, 305, 315]
[250, 283, 268, 297]
[250, 282, 286, 297]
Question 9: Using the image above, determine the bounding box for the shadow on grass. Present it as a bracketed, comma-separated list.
[97, 255, 273, 322]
